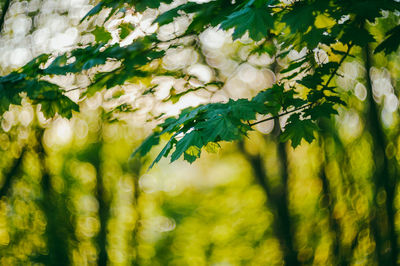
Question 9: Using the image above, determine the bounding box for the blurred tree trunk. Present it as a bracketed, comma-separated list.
[273, 119, 299, 266]
[94, 144, 109, 266]
[132, 168, 141, 266]
[0, 147, 25, 198]
[37, 128, 71, 265]
[240, 119, 299, 266]
[89, 122, 109, 266]
[318, 119, 348, 265]
[364, 43, 398, 265]
[125, 156, 143, 265]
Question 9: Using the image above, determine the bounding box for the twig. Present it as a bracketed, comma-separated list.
[248, 44, 353, 127]
[249, 103, 313, 127]
[64, 87, 82, 93]
[322, 43, 353, 90]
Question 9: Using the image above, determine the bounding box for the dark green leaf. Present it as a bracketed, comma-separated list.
[304, 102, 338, 120]
[149, 136, 177, 169]
[340, 25, 375, 46]
[131, 133, 161, 158]
[220, 5, 273, 41]
[280, 114, 318, 148]
[171, 130, 203, 162]
[375, 25, 400, 54]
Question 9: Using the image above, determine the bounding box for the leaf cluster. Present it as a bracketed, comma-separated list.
[1, 0, 399, 166]
[132, 83, 340, 166]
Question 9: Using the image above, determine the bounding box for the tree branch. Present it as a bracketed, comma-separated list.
[248, 103, 313, 127]
[248, 43, 353, 127]
[322, 43, 353, 90]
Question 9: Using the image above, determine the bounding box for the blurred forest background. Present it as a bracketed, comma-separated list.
[0, 0, 400, 265]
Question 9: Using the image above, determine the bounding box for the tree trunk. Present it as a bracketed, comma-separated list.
[364, 43, 398, 265]
[91, 137, 109, 266]
[37, 129, 71, 265]
[0, 147, 25, 198]
[318, 122, 347, 265]
[240, 120, 299, 265]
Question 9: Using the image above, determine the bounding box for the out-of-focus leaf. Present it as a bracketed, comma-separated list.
[38, 94, 79, 119]
[119, 23, 135, 39]
[375, 25, 400, 54]
[134, 0, 174, 12]
[92, 26, 112, 43]
[81, 2, 104, 21]
[280, 58, 308, 74]
[154, 2, 198, 26]
[340, 25, 375, 46]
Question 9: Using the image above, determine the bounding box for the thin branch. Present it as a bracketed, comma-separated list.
[64, 87, 81, 93]
[322, 43, 353, 90]
[248, 103, 313, 127]
[248, 44, 353, 127]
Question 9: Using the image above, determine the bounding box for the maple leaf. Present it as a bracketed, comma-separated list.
[280, 114, 319, 148]
[220, 4, 273, 41]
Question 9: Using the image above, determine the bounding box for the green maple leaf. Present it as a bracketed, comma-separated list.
[39, 94, 79, 119]
[198, 115, 245, 143]
[340, 25, 375, 46]
[183, 149, 200, 163]
[204, 142, 220, 153]
[280, 114, 319, 148]
[304, 102, 338, 120]
[131, 133, 161, 158]
[21, 54, 49, 76]
[297, 74, 323, 90]
[149, 136, 177, 168]
[282, 90, 307, 110]
[252, 85, 284, 115]
[134, 0, 174, 12]
[171, 130, 203, 162]
[220, 5, 273, 41]
[302, 28, 335, 48]
[229, 99, 263, 120]
[22, 80, 79, 119]
[160, 106, 207, 133]
[282, 1, 316, 34]
[0, 83, 22, 114]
